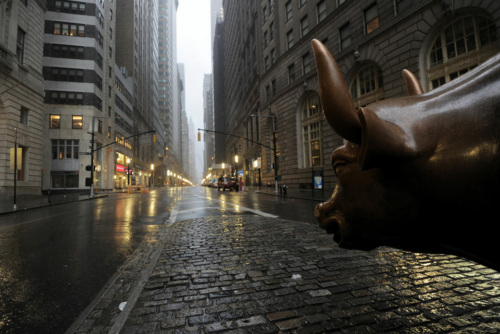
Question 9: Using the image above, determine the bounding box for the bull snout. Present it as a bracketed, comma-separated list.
[315, 197, 342, 243]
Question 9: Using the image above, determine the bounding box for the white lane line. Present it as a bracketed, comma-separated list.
[185, 197, 278, 218]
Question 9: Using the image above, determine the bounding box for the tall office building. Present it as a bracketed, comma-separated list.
[43, 0, 117, 192]
[218, 0, 500, 190]
[202, 73, 214, 173]
[116, 0, 163, 187]
[0, 0, 46, 196]
[158, 0, 182, 182]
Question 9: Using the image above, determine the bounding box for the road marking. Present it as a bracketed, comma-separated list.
[183, 197, 278, 218]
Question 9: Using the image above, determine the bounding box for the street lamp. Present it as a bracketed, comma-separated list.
[127, 158, 131, 186]
[151, 163, 154, 188]
[234, 155, 239, 177]
[251, 112, 278, 194]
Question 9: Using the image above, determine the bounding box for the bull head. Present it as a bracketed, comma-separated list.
[312, 39, 500, 270]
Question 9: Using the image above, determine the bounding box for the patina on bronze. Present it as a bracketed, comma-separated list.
[312, 39, 500, 270]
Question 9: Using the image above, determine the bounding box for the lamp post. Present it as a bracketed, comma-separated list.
[251, 113, 278, 194]
[89, 116, 110, 198]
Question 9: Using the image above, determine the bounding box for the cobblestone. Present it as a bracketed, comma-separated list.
[70, 215, 500, 333]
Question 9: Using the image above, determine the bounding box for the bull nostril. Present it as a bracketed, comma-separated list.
[314, 203, 324, 219]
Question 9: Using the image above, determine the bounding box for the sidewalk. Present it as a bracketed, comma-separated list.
[0, 186, 329, 215]
[243, 185, 329, 202]
[0, 191, 109, 215]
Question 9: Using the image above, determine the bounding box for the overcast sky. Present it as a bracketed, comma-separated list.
[177, 0, 212, 131]
[176, 0, 212, 178]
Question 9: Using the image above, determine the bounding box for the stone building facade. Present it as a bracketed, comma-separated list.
[0, 0, 46, 195]
[218, 0, 500, 190]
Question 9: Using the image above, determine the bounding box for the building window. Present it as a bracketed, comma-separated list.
[288, 63, 296, 84]
[49, 44, 85, 59]
[51, 140, 79, 160]
[271, 49, 276, 64]
[72, 115, 83, 129]
[51, 172, 79, 188]
[271, 79, 276, 96]
[285, 1, 292, 21]
[427, 15, 498, 90]
[349, 64, 384, 107]
[302, 52, 312, 75]
[264, 30, 269, 47]
[265, 56, 269, 71]
[266, 85, 271, 101]
[339, 23, 351, 51]
[270, 22, 275, 40]
[20, 107, 29, 125]
[47, 91, 84, 105]
[50, 115, 61, 129]
[54, 1, 86, 14]
[53, 22, 85, 37]
[263, 6, 268, 21]
[46, 67, 84, 82]
[317, 1, 327, 23]
[17, 28, 25, 64]
[16, 145, 27, 181]
[20, 0, 27, 5]
[300, 16, 309, 37]
[98, 120, 103, 134]
[364, 3, 379, 34]
[299, 0, 306, 8]
[287, 30, 294, 50]
[301, 94, 322, 168]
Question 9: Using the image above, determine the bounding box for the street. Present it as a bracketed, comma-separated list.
[0, 187, 499, 333]
[0, 187, 318, 333]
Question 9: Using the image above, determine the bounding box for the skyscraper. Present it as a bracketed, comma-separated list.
[43, 0, 117, 191]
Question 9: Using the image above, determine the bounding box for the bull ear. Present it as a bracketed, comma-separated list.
[311, 39, 361, 144]
[402, 69, 423, 96]
[357, 107, 417, 170]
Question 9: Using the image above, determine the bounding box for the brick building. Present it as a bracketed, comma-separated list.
[217, 0, 500, 190]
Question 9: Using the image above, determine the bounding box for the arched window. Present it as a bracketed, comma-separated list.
[301, 93, 322, 167]
[427, 14, 498, 90]
[349, 64, 384, 107]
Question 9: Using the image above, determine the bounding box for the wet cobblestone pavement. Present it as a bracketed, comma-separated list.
[70, 213, 500, 333]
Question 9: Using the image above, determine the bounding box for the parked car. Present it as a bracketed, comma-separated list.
[218, 177, 239, 191]
[208, 178, 218, 188]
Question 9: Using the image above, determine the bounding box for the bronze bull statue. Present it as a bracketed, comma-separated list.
[312, 39, 500, 270]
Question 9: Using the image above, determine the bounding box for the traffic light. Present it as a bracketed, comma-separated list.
[153, 133, 157, 143]
[197, 132, 201, 141]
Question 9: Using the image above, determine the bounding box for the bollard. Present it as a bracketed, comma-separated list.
[279, 185, 282, 195]
[47, 190, 52, 204]
[283, 185, 287, 195]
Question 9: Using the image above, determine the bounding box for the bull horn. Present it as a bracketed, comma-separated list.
[402, 69, 423, 96]
[312, 39, 361, 144]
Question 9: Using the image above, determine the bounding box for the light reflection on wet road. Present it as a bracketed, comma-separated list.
[0, 186, 319, 333]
